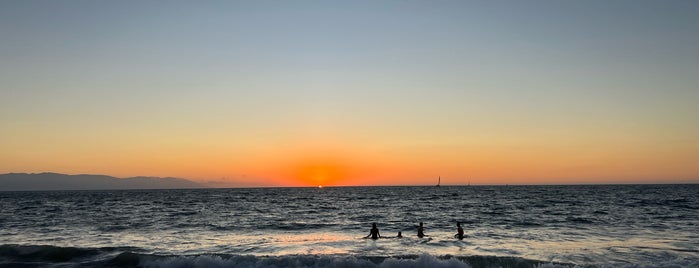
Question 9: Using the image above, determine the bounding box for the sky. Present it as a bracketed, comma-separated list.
[1, 1, 698, 187]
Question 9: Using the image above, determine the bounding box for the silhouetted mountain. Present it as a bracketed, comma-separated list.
[0, 172, 205, 191]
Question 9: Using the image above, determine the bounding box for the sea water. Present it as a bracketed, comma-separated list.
[1, 185, 697, 267]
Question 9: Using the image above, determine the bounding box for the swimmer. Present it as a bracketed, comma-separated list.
[365, 223, 381, 239]
[417, 222, 425, 238]
[455, 222, 464, 240]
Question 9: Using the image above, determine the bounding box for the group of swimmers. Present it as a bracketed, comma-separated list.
[366, 221, 465, 240]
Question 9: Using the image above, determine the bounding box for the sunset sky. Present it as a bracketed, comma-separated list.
[1, 1, 697, 187]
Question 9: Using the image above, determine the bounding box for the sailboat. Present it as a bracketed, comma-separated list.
[436, 176, 441, 187]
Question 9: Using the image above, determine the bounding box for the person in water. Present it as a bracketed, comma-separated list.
[397, 231, 402, 238]
[366, 223, 381, 239]
[417, 222, 425, 238]
[455, 222, 464, 240]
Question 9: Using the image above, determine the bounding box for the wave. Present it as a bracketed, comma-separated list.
[1, 244, 698, 268]
[0, 244, 103, 262]
[111, 253, 564, 268]
[0, 245, 560, 268]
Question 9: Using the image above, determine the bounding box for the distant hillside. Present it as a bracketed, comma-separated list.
[0, 172, 205, 191]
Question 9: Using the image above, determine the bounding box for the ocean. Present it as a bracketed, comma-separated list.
[1, 185, 697, 267]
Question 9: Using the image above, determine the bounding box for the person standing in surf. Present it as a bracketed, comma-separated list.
[417, 222, 425, 238]
[366, 223, 381, 239]
[455, 222, 464, 240]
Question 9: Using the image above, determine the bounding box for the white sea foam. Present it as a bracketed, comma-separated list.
[141, 254, 477, 268]
[1, 244, 697, 268]
[139, 254, 699, 268]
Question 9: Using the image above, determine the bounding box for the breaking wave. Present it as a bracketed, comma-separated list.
[2, 244, 698, 268]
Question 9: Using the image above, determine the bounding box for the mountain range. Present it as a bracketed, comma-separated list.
[0, 172, 205, 191]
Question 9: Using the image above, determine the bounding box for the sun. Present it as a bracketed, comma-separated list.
[273, 150, 371, 187]
[291, 160, 348, 187]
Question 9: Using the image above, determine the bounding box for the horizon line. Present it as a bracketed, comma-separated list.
[1, 171, 697, 189]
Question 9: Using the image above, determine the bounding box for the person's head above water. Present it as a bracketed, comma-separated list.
[457, 222, 461, 227]
[372, 223, 377, 228]
[397, 231, 402, 237]
[419, 222, 423, 227]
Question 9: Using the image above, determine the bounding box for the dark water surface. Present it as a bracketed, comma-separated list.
[1, 185, 697, 267]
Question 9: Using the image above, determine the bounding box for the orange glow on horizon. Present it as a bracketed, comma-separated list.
[281, 155, 358, 187]
[2, 136, 697, 186]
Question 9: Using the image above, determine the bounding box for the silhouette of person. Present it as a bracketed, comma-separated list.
[397, 231, 402, 238]
[366, 223, 381, 239]
[456, 222, 464, 240]
[417, 222, 425, 238]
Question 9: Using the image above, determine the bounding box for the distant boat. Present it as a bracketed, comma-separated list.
[436, 176, 441, 187]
